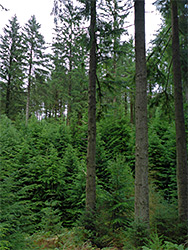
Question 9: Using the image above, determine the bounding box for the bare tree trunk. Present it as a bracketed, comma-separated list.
[134, 0, 149, 224]
[171, 0, 188, 223]
[26, 49, 33, 126]
[124, 90, 128, 116]
[66, 26, 73, 126]
[26, 77, 31, 126]
[185, 83, 188, 115]
[5, 76, 11, 117]
[86, 0, 97, 215]
[66, 83, 72, 125]
[130, 91, 135, 124]
[5, 55, 13, 118]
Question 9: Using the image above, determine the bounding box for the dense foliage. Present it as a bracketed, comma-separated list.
[0, 112, 187, 249]
[0, 0, 188, 249]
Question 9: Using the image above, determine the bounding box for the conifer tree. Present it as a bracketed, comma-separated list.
[134, 0, 149, 225]
[86, 0, 97, 222]
[99, 0, 130, 70]
[92, 0, 134, 119]
[0, 15, 25, 119]
[150, 0, 188, 118]
[23, 15, 49, 125]
[52, 0, 88, 123]
[171, 0, 188, 223]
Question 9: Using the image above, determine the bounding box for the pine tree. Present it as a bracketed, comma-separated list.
[0, 15, 25, 119]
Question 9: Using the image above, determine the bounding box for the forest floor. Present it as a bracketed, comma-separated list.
[27, 230, 123, 250]
[26, 230, 188, 250]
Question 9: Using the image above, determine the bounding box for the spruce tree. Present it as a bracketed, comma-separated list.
[23, 15, 49, 125]
[0, 15, 25, 119]
[52, 0, 88, 124]
[90, 0, 135, 120]
[86, 0, 97, 223]
[134, 0, 149, 225]
[171, 0, 188, 224]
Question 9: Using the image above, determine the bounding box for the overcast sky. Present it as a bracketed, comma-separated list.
[0, 0, 162, 49]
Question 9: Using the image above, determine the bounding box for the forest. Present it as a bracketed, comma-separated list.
[0, 0, 188, 249]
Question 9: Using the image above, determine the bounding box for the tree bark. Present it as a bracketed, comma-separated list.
[134, 0, 149, 224]
[26, 60, 32, 126]
[185, 83, 188, 115]
[5, 48, 13, 118]
[66, 24, 73, 126]
[130, 91, 135, 124]
[124, 90, 128, 116]
[5, 76, 11, 117]
[171, 0, 188, 223]
[86, 0, 97, 214]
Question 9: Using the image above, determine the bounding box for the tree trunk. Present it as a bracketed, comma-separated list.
[86, 0, 97, 215]
[171, 0, 188, 223]
[66, 83, 72, 125]
[26, 77, 31, 126]
[5, 54, 13, 118]
[124, 90, 128, 116]
[5, 76, 11, 117]
[134, 0, 149, 224]
[66, 26, 73, 126]
[185, 83, 188, 115]
[26, 49, 33, 126]
[130, 91, 135, 124]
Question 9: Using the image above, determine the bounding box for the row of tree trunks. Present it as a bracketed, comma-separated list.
[133, 0, 188, 227]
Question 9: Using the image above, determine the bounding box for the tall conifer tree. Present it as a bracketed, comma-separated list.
[52, 0, 85, 123]
[86, 0, 97, 219]
[0, 15, 25, 119]
[134, 0, 149, 224]
[23, 15, 48, 125]
[171, 0, 188, 223]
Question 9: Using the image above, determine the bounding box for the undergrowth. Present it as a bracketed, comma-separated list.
[25, 228, 120, 249]
[23, 227, 188, 250]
